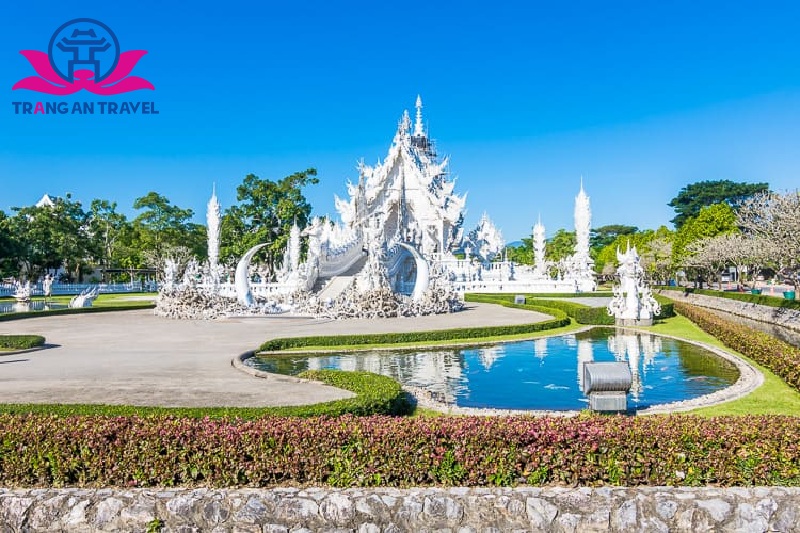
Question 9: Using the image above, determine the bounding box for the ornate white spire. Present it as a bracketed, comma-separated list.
[288, 219, 301, 272]
[206, 184, 222, 280]
[574, 177, 591, 261]
[414, 94, 424, 137]
[533, 214, 547, 278]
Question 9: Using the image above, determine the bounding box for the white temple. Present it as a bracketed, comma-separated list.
[156, 97, 599, 319]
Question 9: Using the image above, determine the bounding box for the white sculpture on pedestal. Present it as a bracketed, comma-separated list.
[607, 243, 661, 326]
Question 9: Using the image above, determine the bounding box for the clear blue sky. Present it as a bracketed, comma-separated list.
[3, 0, 800, 240]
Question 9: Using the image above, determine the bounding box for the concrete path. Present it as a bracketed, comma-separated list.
[0, 303, 546, 408]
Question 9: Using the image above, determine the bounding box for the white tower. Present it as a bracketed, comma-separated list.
[206, 184, 221, 280]
[571, 178, 596, 291]
[288, 220, 301, 272]
[532, 214, 547, 278]
[414, 95, 424, 137]
[574, 178, 592, 264]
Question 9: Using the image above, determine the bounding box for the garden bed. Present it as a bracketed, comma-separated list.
[1, 414, 798, 487]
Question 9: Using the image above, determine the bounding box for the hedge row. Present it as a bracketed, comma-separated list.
[674, 302, 800, 392]
[0, 303, 156, 322]
[465, 293, 610, 325]
[466, 293, 674, 325]
[1, 414, 799, 487]
[0, 335, 45, 350]
[659, 286, 800, 310]
[259, 305, 569, 351]
[0, 370, 410, 419]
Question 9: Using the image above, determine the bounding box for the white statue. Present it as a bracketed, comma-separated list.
[69, 286, 99, 308]
[607, 243, 661, 325]
[42, 274, 54, 303]
[13, 281, 31, 303]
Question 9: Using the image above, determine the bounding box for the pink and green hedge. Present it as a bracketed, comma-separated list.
[1, 414, 799, 487]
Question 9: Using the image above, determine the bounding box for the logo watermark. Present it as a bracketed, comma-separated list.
[12, 18, 156, 114]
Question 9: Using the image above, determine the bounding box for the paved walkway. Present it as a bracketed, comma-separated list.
[0, 303, 547, 407]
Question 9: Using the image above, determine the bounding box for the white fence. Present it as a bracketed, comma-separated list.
[0, 281, 156, 297]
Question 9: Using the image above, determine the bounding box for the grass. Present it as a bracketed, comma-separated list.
[643, 315, 800, 416]
[0, 292, 156, 321]
[0, 369, 410, 418]
[271, 321, 584, 353]
[0, 335, 46, 351]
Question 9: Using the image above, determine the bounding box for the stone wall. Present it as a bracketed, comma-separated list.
[660, 290, 800, 332]
[2, 486, 799, 532]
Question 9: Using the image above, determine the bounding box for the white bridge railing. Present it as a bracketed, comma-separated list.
[319, 234, 365, 278]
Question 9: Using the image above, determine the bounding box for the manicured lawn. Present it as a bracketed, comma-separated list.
[646, 315, 800, 416]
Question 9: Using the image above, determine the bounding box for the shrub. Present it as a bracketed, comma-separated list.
[0, 370, 411, 419]
[467, 293, 673, 325]
[1, 414, 798, 487]
[0, 335, 45, 350]
[674, 301, 800, 391]
[260, 305, 570, 351]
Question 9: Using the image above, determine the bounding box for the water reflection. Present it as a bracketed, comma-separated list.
[251, 328, 739, 411]
[607, 332, 662, 402]
[533, 338, 548, 362]
[0, 301, 66, 313]
[576, 339, 593, 392]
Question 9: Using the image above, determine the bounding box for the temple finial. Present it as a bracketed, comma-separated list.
[580, 175, 584, 192]
[414, 94, 424, 136]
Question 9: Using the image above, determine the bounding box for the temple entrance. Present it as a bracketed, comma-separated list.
[395, 254, 417, 295]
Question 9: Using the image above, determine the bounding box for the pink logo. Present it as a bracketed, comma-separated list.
[12, 18, 153, 95]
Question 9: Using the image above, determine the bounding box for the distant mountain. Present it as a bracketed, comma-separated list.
[507, 240, 524, 248]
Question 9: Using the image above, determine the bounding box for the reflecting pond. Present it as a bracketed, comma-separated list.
[249, 328, 740, 411]
[0, 301, 66, 314]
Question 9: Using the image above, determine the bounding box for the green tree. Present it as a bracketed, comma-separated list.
[0, 210, 20, 277]
[132, 192, 204, 264]
[506, 237, 533, 264]
[672, 203, 738, 267]
[668, 179, 768, 228]
[220, 169, 319, 274]
[594, 226, 674, 281]
[545, 229, 576, 263]
[590, 224, 638, 252]
[9, 194, 89, 281]
[87, 199, 130, 282]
